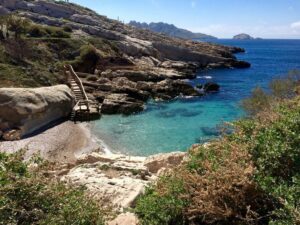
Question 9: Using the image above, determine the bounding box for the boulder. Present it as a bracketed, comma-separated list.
[0, 85, 74, 140]
[144, 152, 187, 174]
[153, 79, 201, 98]
[204, 82, 220, 92]
[101, 93, 144, 115]
[230, 60, 251, 68]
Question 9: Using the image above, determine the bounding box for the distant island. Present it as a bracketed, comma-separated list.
[129, 21, 217, 41]
[233, 33, 262, 40]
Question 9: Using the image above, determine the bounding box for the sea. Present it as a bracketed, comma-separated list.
[91, 39, 300, 156]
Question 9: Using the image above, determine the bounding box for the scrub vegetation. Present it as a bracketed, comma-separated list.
[135, 72, 300, 225]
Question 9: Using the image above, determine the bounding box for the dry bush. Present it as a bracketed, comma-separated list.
[183, 141, 275, 225]
[3, 38, 31, 62]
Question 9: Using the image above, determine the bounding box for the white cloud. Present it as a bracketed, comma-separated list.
[291, 21, 300, 30]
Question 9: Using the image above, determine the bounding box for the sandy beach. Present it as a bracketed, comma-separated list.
[0, 121, 101, 164]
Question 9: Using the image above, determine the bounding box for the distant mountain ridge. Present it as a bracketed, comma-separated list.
[129, 21, 217, 40]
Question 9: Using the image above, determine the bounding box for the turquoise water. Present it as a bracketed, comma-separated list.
[92, 39, 300, 156]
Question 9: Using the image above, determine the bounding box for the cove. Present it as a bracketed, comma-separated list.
[92, 39, 300, 156]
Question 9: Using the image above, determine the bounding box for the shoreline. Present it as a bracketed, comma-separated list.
[82, 122, 114, 155]
[0, 121, 104, 164]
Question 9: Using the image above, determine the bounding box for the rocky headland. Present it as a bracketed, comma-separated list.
[0, 0, 250, 116]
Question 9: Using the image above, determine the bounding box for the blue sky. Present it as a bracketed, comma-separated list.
[71, 0, 300, 39]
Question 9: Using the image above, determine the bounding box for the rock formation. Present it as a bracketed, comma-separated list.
[0, 85, 74, 140]
[61, 151, 187, 210]
[0, 0, 251, 115]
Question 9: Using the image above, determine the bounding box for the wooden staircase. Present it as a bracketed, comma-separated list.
[64, 65, 101, 122]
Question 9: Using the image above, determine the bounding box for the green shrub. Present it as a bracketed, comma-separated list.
[241, 71, 300, 117]
[72, 44, 100, 73]
[241, 87, 271, 116]
[44, 26, 70, 38]
[135, 176, 188, 225]
[269, 78, 296, 99]
[62, 25, 73, 33]
[136, 73, 300, 225]
[27, 24, 48, 37]
[235, 99, 300, 224]
[2, 14, 31, 39]
[0, 152, 105, 225]
[26, 24, 70, 38]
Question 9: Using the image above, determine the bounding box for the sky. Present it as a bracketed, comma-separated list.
[71, 0, 300, 39]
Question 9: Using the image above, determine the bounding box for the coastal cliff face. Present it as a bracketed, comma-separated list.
[0, 0, 250, 114]
[0, 85, 74, 140]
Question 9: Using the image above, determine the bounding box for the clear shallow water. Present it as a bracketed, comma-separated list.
[93, 39, 300, 156]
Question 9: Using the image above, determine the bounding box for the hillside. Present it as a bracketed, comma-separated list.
[129, 21, 217, 40]
[0, 0, 250, 115]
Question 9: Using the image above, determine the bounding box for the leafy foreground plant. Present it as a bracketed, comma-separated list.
[0, 152, 105, 225]
[135, 74, 300, 225]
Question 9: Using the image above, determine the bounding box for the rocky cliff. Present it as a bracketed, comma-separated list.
[0, 85, 74, 140]
[129, 21, 217, 40]
[0, 0, 250, 114]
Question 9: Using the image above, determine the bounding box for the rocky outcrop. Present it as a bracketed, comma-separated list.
[203, 82, 220, 92]
[61, 151, 187, 210]
[0, 85, 74, 140]
[79, 63, 205, 114]
[144, 152, 187, 173]
[101, 93, 145, 115]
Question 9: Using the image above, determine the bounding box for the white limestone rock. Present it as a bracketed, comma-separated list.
[0, 85, 74, 140]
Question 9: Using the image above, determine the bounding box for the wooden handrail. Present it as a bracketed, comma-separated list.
[65, 65, 90, 111]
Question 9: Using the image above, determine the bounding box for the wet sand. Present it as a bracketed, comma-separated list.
[0, 121, 101, 164]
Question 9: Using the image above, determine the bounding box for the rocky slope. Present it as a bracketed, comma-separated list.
[129, 21, 217, 40]
[0, 0, 250, 114]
